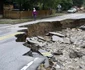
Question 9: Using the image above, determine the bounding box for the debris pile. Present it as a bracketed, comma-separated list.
[24, 26, 85, 70]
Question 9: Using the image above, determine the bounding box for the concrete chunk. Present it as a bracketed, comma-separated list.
[52, 35, 64, 42]
[37, 36, 45, 41]
[49, 32, 65, 37]
[26, 37, 46, 47]
[39, 49, 53, 58]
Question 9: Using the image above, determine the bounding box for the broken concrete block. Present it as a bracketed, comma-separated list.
[37, 36, 45, 41]
[39, 42, 47, 47]
[39, 49, 53, 58]
[30, 37, 38, 40]
[26, 37, 46, 47]
[26, 37, 38, 44]
[27, 57, 45, 70]
[52, 35, 64, 42]
[48, 32, 65, 37]
[32, 52, 50, 67]
[44, 57, 50, 68]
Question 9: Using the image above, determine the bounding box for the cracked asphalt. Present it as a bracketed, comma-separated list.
[0, 13, 85, 70]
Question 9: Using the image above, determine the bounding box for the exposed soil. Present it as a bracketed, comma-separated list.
[27, 19, 85, 37]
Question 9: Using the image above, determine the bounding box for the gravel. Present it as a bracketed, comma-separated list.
[25, 27, 85, 70]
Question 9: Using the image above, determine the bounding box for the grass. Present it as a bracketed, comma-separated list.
[0, 19, 32, 24]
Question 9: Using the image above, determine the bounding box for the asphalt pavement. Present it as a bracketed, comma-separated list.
[0, 13, 85, 70]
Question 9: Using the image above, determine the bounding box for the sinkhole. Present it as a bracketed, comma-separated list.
[15, 19, 85, 42]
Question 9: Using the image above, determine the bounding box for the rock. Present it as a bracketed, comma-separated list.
[79, 66, 83, 69]
[77, 29, 82, 32]
[26, 37, 46, 47]
[79, 41, 85, 48]
[71, 28, 77, 32]
[70, 36, 76, 44]
[38, 64, 46, 70]
[70, 36, 83, 45]
[39, 49, 53, 58]
[48, 32, 65, 37]
[52, 35, 64, 42]
[37, 36, 45, 41]
[51, 67, 56, 70]
[31, 44, 40, 52]
[26, 37, 39, 44]
[69, 50, 83, 58]
[44, 36, 51, 41]
[32, 52, 50, 68]
[55, 64, 61, 69]
[52, 61, 63, 69]
[74, 40, 83, 45]
[63, 37, 70, 44]
[39, 42, 47, 47]
[24, 27, 85, 70]
[79, 25, 85, 30]
[81, 45, 85, 48]
[53, 50, 63, 55]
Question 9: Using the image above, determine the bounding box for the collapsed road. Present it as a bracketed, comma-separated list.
[1, 13, 85, 70]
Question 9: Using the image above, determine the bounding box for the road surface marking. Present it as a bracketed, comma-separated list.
[21, 58, 38, 70]
[0, 32, 24, 41]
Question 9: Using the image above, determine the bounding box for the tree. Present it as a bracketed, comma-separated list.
[59, 0, 73, 10]
[83, 0, 85, 6]
[5, 0, 84, 11]
[72, 0, 84, 7]
[39, 0, 73, 10]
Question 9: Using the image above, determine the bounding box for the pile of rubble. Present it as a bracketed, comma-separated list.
[24, 26, 85, 70]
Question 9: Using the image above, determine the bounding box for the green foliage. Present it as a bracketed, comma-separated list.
[4, 0, 85, 10]
[60, 0, 73, 10]
[72, 0, 84, 7]
[83, 0, 85, 6]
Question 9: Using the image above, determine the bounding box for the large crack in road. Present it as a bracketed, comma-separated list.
[15, 19, 85, 70]
[1, 13, 85, 70]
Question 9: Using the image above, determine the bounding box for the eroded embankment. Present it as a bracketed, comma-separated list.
[27, 19, 85, 37]
[16, 19, 85, 41]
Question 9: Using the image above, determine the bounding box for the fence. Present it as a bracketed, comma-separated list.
[3, 10, 52, 19]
